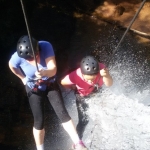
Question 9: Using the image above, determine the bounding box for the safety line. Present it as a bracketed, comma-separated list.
[108, 0, 147, 67]
[20, 0, 39, 71]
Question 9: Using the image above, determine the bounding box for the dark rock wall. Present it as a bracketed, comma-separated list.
[0, 0, 103, 148]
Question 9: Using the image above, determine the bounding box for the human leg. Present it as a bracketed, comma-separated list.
[47, 82, 87, 149]
[47, 89, 79, 143]
[62, 119, 80, 144]
[26, 86, 45, 149]
[75, 94, 89, 139]
[28, 93, 45, 149]
[33, 128, 45, 147]
[61, 120, 87, 149]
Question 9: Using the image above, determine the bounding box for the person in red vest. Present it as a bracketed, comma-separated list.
[61, 55, 113, 138]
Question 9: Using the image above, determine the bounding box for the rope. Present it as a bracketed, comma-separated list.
[108, 0, 147, 67]
[20, 0, 39, 71]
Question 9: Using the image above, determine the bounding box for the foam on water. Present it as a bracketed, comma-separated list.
[83, 33, 150, 149]
[83, 76, 150, 150]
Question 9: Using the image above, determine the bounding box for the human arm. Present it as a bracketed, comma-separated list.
[45, 56, 57, 77]
[100, 68, 113, 87]
[8, 61, 26, 84]
[60, 70, 77, 90]
[61, 78, 76, 90]
[34, 42, 57, 78]
[35, 56, 57, 78]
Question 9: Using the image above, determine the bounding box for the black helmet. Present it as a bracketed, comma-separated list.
[17, 35, 38, 59]
[80, 56, 99, 75]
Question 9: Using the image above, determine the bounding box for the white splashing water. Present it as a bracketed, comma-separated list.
[83, 36, 150, 149]
[83, 76, 150, 150]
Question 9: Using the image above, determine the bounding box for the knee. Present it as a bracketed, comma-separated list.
[47, 90, 71, 123]
[47, 90, 61, 100]
[60, 113, 71, 123]
[33, 117, 44, 130]
[34, 121, 44, 130]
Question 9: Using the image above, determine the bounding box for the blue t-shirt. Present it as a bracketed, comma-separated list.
[9, 41, 55, 91]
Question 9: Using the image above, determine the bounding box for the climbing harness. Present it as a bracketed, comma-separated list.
[33, 77, 56, 91]
[20, 0, 39, 71]
[76, 72, 101, 97]
[108, 0, 147, 66]
[27, 76, 56, 97]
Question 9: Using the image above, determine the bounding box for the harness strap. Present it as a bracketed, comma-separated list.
[34, 77, 55, 89]
[27, 78, 56, 98]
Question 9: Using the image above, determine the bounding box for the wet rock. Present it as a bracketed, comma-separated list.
[114, 5, 125, 17]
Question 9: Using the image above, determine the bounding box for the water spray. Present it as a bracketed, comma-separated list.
[108, 0, 147, 67]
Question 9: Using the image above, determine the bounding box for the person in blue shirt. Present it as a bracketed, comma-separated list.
[8, 35, 87, 150]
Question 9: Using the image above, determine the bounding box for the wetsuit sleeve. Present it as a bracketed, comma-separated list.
[9, 52, 21, 68]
